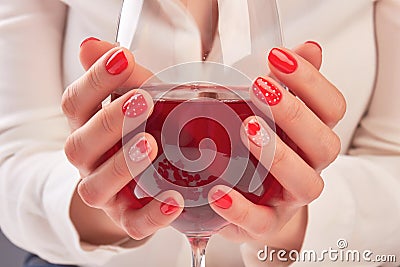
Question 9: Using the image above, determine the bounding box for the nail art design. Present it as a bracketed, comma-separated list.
[268, 48, 298, 74]
[105, 49, 128, 75]
[252, 77, 282, 106]
[160, 197, 179, 215]
[122, 93, 148, 117]
[245, 118, 270, 147]
[129, 137, 152, 162]
[211, 190, 232, 209]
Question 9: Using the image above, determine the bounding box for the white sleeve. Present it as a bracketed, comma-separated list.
[241, 0, 400, 266]
[0, 1, 158, 265]
[294, 0, 400, 265]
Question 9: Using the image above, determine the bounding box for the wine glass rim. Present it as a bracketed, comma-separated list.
[139, 83, 252, 101]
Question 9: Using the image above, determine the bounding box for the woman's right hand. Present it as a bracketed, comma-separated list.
[62, 38, 184, 245]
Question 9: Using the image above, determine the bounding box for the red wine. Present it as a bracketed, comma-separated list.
[113, 85, 289, 235]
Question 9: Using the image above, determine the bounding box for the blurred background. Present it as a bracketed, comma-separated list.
[0, 230, 27, 267]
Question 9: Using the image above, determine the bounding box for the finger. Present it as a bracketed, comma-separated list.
[122, 190, 184, 240]
[268, 47, 346, 127]
[240, 117, 324, 204]
[107, 189, 184, 241]
[250, 77, 341, 170]
[218, 206, 308, 251]
[267, 42, 322, 94]
[62, 47, 135, 131]
[208, 186, 277, 239]
[79, 37, 116, 71]
[216, 224, 254, 243]
[80, 37, 154, 90]
[64, 89, 153, 173]
[77, 133, 157, 208]
[293, 41, 323, 70]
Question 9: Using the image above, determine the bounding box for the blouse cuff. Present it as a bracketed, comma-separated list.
[41, 151, 149, 265]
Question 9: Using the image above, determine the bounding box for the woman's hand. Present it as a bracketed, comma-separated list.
[208, 42, 346, 260]
[63, 38, 184, 245]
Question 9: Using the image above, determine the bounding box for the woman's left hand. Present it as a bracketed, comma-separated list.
[208, 42, 346, 259]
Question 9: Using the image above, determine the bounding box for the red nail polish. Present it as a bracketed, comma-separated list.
[80, 37, 100, 47]
[211, 190, 232, 209]
[305, 41, 322, 52]
[247, 121, 261, 136]
[268, 48, 298, 74]
[136, 139, 149, 154]
[106, 49, 128, 75]
[128, 136, 152, 162]
[160, 197, 179, 215]
[245, 119, 270, 147]
[122, 93, 148, 117]
[252, 77, 282, 106]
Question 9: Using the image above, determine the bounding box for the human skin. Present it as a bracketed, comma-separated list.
[64, 39, 345, 260]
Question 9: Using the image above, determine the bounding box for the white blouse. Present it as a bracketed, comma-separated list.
[0, 0, 399, 266]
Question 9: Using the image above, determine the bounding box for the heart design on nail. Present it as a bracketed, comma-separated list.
[129, 137, 152, 162]
[245, 119, 270, 147]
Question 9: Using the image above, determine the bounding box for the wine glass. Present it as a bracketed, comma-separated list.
[115, 1, 284, 266]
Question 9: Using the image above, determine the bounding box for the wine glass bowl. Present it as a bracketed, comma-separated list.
[116, 1, 283, 266]
[122, 62, 277, 234]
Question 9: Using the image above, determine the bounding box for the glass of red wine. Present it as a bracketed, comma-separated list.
[115, 1, 284, 266]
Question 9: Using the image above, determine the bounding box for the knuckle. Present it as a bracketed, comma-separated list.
[61, 84, 79, 119]
[300, 174, 324, 204]
[272, 142, 289, 168]
[327, 133, 341, 162]
[99, 108, 117, 135]
[78, 181, 102, 208]
[336, 93, 347, 120]
[318, 131, 341, 167]
[122, 216, 146, 240]
[111, 155, 129, 179]
[326, 93, 347, 125]
[87, 65, 105, 92]
[284, 100, 304, 125]
[64, 134, 82, 167]
[143, 211, 163, 229]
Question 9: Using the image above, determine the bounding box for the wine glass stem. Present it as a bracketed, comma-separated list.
[187, 236, 210, 267]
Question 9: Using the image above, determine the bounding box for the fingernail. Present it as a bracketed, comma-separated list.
[122, 93, 148, 117]
[106, 49, 128, 75]
[211, 190, 232, 209]
[129, 136, 152, 162]
[305, 40, 322, 52]
[245, 118, 270, 147]
[268, 48, 298, 74]
[160, 197, 179, 215]
[252, 77, 282, 106]
[80, 37, 100, 47]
